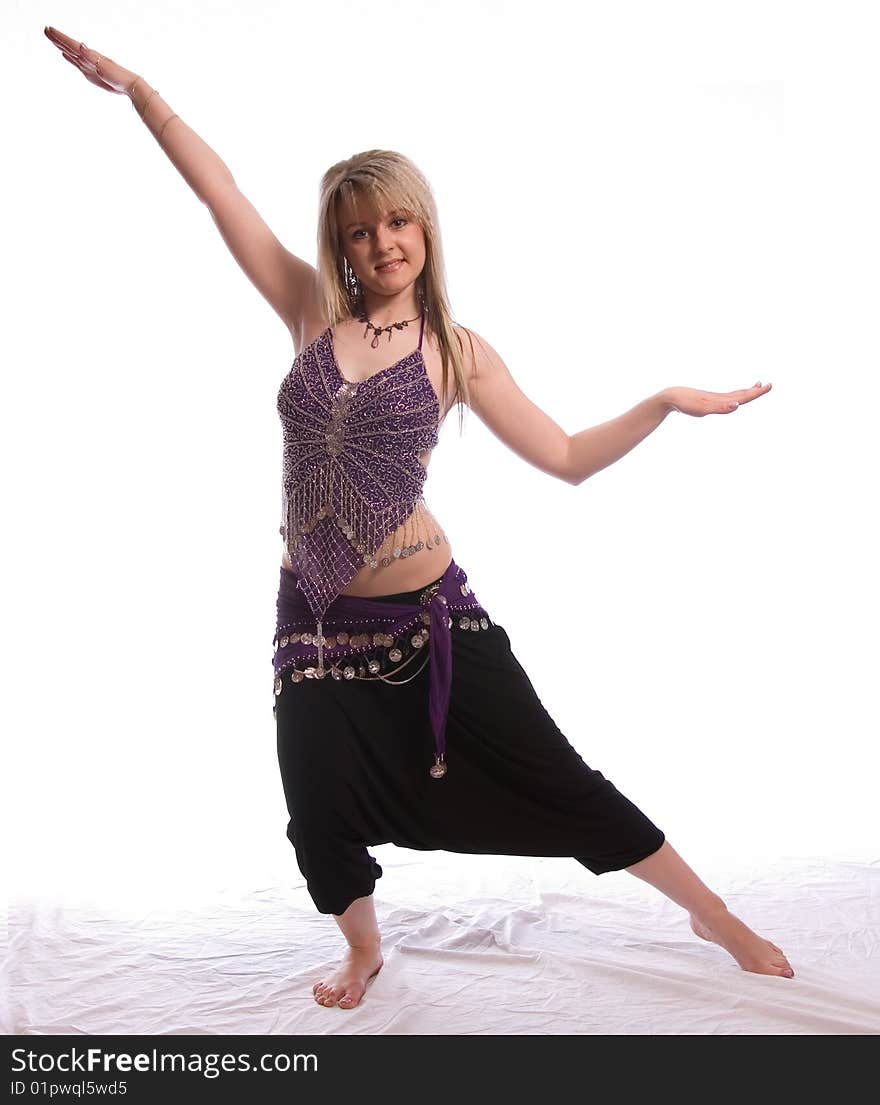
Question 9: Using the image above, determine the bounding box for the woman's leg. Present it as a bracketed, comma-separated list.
[276, 703, 387, 1010]
[312, 893, 384, 1008]
[275, 662, 391, 1009]
[624, 840, 795, 978]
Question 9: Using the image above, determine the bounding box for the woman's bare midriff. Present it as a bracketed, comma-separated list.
[280, 311, 459, 598]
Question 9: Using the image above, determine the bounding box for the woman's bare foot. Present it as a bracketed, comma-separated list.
[690, 907, 794, 978]
[313, 943, 384, 1009]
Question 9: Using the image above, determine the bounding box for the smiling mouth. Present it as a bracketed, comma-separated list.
[376, 260, 404, 270]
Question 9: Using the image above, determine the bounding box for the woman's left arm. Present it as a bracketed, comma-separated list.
[460, 328, 772, 486]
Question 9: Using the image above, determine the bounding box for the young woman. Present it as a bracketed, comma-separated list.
[45, 27, 795, 1011]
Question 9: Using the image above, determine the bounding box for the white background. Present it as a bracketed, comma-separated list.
[3, 0, 877, 909]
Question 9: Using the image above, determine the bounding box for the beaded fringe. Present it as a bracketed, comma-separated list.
[283, 482, 448, 572]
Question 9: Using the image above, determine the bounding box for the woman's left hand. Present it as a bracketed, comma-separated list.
[664, 381, 772, 417]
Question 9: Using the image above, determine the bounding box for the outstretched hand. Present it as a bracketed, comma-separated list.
[44, 25, 138, 96]
[665, 381, 772, 417]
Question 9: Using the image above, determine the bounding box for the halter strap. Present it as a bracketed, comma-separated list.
[418, 311, 425, 352]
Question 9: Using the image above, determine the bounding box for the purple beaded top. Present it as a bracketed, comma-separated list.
[277, 313, 439, 622]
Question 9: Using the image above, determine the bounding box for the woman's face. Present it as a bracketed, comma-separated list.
[340, 200, 426, 299]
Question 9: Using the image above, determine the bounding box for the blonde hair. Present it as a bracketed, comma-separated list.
[315, 149, 474, 434]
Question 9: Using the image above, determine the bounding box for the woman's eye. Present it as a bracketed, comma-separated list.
[353, 218, 407, 239]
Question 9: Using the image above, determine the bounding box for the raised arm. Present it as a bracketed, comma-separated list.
[44, 27, 318, 341]
[458, 327, 772, 486]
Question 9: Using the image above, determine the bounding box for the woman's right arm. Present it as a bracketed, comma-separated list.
[129, 79, 318, 338]
[44, 28, 318, 341]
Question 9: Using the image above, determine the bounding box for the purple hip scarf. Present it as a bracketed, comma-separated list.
[273, 556, 492, 778]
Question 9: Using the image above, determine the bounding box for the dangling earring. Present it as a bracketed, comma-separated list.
[343, 258, 362, 312]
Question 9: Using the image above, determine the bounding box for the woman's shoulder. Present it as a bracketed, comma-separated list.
[447, 322, 476, 387]
[450, 322, 499, 383]
[451, 321, 495, 352]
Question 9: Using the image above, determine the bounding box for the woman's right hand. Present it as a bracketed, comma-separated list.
[44, 26, 139, 98]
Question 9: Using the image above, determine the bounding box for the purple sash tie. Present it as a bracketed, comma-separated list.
[273, 557, 491, 776]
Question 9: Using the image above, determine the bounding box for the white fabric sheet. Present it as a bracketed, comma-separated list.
[3, 854, 878, 1035]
